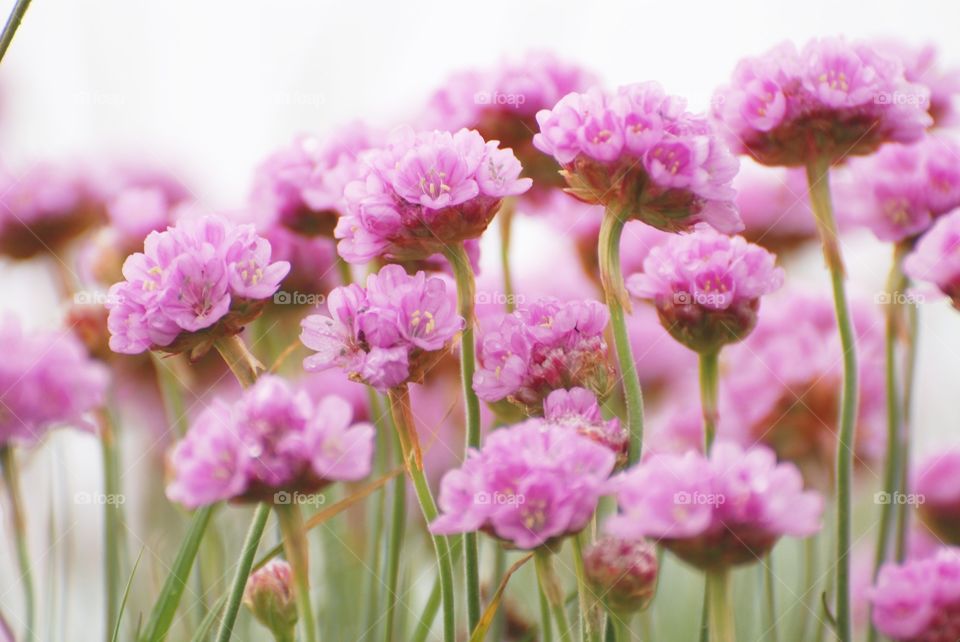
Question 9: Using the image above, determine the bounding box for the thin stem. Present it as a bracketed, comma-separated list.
[387, 387, 456, 642]
[275, 503, 317, 642]
[763, 556, 779, 642]
[382, 431, 406, 642]
[215, 503, 271, 642]
[498, 198, 517, 313]
[336, 255, 353, 286]
[539, 584, 555, 642]
[213, 334, 264, 389]
[612, 616, 631, 642]
[99, 407, 124, 642]
[441, 241, 482, 630]
[599, 208, 645, 464]
[535, 548, 573, 641]
[706, 568, 734, 642]
[1, 446, 34, 641]
[895, 286, 920, 563]
[698, 350, 720, 453]
[491, 544, 508, 642]
[573, 532, 601, 642]
[0, 0, 31, 65]
[806, 157, 857, 642]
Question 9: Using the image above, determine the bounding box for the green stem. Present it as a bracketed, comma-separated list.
[573, 533, 600, 642]
[275, 503, 317, 642]
[336, 255, 354, 286]
[0, 0, 31, 64]
[698, 350, 720, 453]
[612, 615, 631, 642]
[215, 503, 271, 642]
[539, 583, 554, 642]
[763, 556, 779, 642]
[895, 290, 920, 563]
[411, 576, 442, 642]
[705, 568, 734, 642]
[599, 208, 645, 464]
[499, 198, 517, 313]
[441, 241, 482, 630]
[535, 548, 573, 641]
[491, 544, 508, 642]
[387, 387, 456, 642]
[361, 388, 389, 638]
[99, 408, 124, 642]
[1, 446, 34, 641]
[806, 157, 857, 642]
[213, 334, 264, 389]
[382, 431, 406, 642]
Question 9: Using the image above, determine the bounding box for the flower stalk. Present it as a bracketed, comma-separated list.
[275, 503, 317, 642]
[1, 446, 34, 641]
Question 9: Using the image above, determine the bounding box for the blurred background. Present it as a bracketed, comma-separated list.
[1, 0, 959, 639]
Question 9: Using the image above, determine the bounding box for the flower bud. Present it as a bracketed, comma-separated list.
[583, 536, 658, 615]
[243, 560, 298, 641]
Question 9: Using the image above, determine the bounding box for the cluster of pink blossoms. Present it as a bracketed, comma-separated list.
[606, 441, 823, 569]
[473, 297, 612, 415]
[167, 375, 374, 508]
[847, 136, 960, 242]
[869, 549, 960, 641]
[711, 38, 932, 166]
[543, 387, 628, 465]
[430, 420, 616, 549]
[105, 215, 290, 358]
[534, 82, 742, 233]
[335, 127, 532, 263]
[904, 209, 960, 309]
[300, 264, 463, 391]
[0, 319, 109, 446]
[627, 227, 784, 353]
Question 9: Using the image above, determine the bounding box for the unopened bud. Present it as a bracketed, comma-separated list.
[583, 536, 658, 615]
[243, 560, 297, 641]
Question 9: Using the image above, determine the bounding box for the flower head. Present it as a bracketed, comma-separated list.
[904, 209, 960, 309]
[627, 227, 784, 353]
[335, 128, 531, 263]
[606, 442, 823, 569]
[300, 264, 463, 391]
[915, 449, 960, 546]
[473, 298, 613, 417]
[166, 375, 374, 508]
[0, 318, 109, 447]
[583, 536, 659, 615]
[243, 559, 298, 641]
[430, 420, 616, 549]
[105, 215, 290, 358]
[869, 548, 960, 641]
[543, 387, 628, 465]
[711, 38, 932, 167]
[872, 39, 960, 127]
[534, 83, 742, 233]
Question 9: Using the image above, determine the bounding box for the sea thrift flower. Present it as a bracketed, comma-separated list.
[105, 215, 290, 358]
[847, 136, 960, 242]
[583, 536, 659, 615]
[0, 163, 105, 259]
[430, 420, 615, 549]
[335, 127, 532, 263]
[299, 264, 463, 391]
[711, 38, 932, 167]
[0, 318, 109, 446]
[243, 560, 297, 641]
[534, 83, 742, 233]
[873, 39, 960, 126]
[869, 548, 960, 641]
[166, 375, 374, 508]
[607, 441, 823, 569]
[904, 209, 960, 309]
[915, 449, 960, 545]
[544, 387, 628, 465]
[473, 298, 613, 416]
[627, 227, 784, 353]
[425, 52, 597, 197]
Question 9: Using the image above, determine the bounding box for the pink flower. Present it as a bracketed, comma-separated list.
[627, 227, 784, 353]
[583, 536, 659, 615]
[335, 128, 531, 264]
[534, 83, 741, 233]
[473, 298, 612, 416]
[105, 215, 290, 358]
[606, 442, 823, 569]
[869, 548, 960, 641]
[430, 420, 616, 549]
[872, 39, 960, 127]
[0, 318, 109, 446]
[711, 38, 932, 167]
[543, 387, 627, 465]
[243, 559, 297, 640]
[300, 264, 463, 391]
[904, 209, 960, 308]
[166, 375, 374, 508]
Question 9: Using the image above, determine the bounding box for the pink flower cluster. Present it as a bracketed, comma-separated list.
[473, 298, 612, 415]
[627, 227, 784, 353]
[607, 442, 823, 569]
[905, 209, 960, 309]
[166, 375, 374, 508]
[543, 387, 628, 465]
[869, 548, 960, 641]
[335, 127, 532, 263]
[106, 215, 290, 357]
[847, 136, 960, 242]
[534, 82, 741, 233]
[873, 39, 960, 126]
[0, 318, 109, 446]
[300, 264, 463, 391]
[430, 420, 616, 549]
[711, 38, 932, 166]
